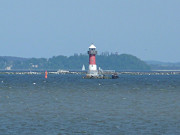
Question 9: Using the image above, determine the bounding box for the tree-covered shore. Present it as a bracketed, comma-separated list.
[0, 53, 151, 71]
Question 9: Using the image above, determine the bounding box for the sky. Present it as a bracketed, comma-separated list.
[0, 0, 180, 62]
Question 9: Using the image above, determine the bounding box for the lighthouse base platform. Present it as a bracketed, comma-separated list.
[83, 73, 119, 79]
[84, 70, 119, 79]
[83, 75, 111, 79]
[87, 70, 99, 77]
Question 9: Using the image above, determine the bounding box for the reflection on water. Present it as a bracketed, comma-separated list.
[0, 74, 180, 135]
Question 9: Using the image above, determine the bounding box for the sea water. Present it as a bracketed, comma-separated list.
[0, 74, 180, 135]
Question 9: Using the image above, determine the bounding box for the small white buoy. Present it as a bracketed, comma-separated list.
[99, 83, 101, 86]
[1, 81, 3, 83]
[33, 83, 36, 85]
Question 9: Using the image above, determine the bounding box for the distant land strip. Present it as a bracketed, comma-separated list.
[0, 53, 150, 71]
[1, 54, 180, 71]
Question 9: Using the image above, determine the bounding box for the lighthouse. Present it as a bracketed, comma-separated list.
[87, 44, 98, 76]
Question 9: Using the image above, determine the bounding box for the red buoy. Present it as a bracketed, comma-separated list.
[45, 70, 48, 79]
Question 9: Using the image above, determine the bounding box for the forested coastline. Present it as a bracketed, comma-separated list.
[0, 53, 151, 71]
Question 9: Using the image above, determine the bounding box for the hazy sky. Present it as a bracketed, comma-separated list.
[0, 0, 180, 62]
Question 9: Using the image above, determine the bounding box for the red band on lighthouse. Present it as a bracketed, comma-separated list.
[89, 54, 96, 65]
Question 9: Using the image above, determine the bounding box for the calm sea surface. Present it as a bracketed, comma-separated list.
[0, 74, 180, 135]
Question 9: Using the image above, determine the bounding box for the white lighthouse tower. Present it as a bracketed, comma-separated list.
[87, 44, 98, 76]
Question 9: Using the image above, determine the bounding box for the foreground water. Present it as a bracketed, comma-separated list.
[0, 74, 180, 135]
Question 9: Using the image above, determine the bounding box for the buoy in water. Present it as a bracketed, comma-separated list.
[45, 70, 48, 79]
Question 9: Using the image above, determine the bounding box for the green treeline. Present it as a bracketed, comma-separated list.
[0, 54, 151, 71]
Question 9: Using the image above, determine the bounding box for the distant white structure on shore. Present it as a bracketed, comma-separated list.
[32, 65, 38, 68]
[5, 65, 12, 70]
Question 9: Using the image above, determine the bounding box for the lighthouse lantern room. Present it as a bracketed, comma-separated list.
[87, 44, 98, 76]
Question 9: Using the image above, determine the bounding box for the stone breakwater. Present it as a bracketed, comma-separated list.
[117, 71, 180, 75]
[0, 71, 82, 75]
